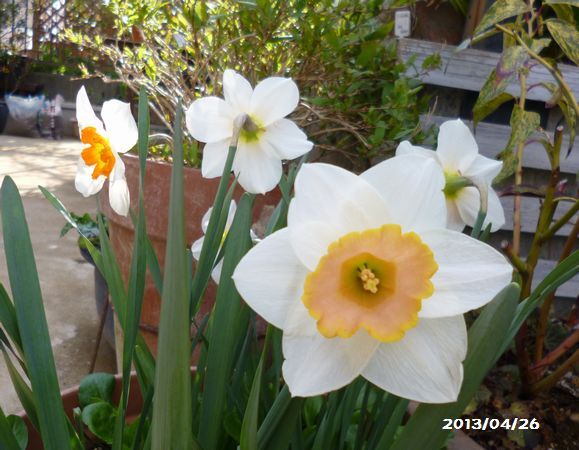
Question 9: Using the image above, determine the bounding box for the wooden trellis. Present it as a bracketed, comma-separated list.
[1, 0, 113, 62]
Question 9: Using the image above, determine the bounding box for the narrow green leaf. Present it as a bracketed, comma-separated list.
[353, 384, 373, 450]
[113, 87, 150, 450]
[191, 179, 238, 316]
[73, 408, 86, 450]
[151, 103, 195, 450]
[145, 235, 163, 294]
[131, 386, 153, 450]
[257, 386, 304, 450]
[373, 397, 408, 450]
[312, 394, 339, 450]
[39, 187, 102, 268]
[190, 146, 237, 314]
[129, 210, 164, 295]
[0, 177, 71, 450]
[546, 18, 579, 65]
[504, 251, 579, 353]
[474, 0, 531, 36]
[7, 415, 28, 450]
[1, 348, 39, 430]
[240, 353, 265, 450]
[198, 193, 254, 449]
[0, 407, 20, 450]
[337, 380, 364, 450]
[391, 283, 520, 450]
[0, 284, 22, 352]
[134, 345, 156, 391]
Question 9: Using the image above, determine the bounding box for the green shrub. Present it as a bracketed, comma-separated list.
[66, 0, 435, 170]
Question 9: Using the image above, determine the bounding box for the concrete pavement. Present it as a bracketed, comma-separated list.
[0, 135, 116, 414]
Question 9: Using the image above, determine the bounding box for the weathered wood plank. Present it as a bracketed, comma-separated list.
[421, 115, 579, 174]
[399, 38, 579, 103]
[499, 196, 574, 237]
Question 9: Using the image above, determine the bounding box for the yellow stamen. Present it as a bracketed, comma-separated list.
[302, 224, 438, 342]
[80, 127, 115, 179]
[358, 267, 380, 293]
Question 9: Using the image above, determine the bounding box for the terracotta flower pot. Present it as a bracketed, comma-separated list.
[100, 154, 281, 355]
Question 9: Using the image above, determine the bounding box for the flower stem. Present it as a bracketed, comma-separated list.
[533, 218, 578, 363]
[518, 127, 563, 393]
[542, 199, 579, 242]
[531, 329, 579, 378]
[512, 73, 527, 257]
[529, 349, 579, 395]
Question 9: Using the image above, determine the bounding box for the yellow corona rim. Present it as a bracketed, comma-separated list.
[302, 224, 438, 342]
[81, 126, 116, 179]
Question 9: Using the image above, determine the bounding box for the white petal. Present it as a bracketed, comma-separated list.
[262, 119, 313, 160]
[419, 229, 512, 318]
[362, 316, 466, 403]
[211, 260, 224, 284]
[395, 140, 437, 161]
[224, 199, 237, 229]
[287, 163, 391, 270]
[201, 139, 230, 178]
[223, 69, 253, 113]
[465, 154, 503, 182]
[446, 199, 465, 232]
[201, 198, 237, 234]
[191, 236, 204, 260]
[486, 188, 506, 232]
[286, 220, 342, 272]
[186, 97, 235, 143]
[455, 186, 505, 232]
[233, 228, 309, 329]
[108, 156, 130, 216]
[74, 159, 105, 197]
[250, 77, 299, 126]
[101, 99, 138, 154]
[361, 155, 446, 232]
[200, 208, 212, 235]
[76, 86, 104, 131]
[283, 330, 379, 397]
[436, 119, 478, 173]
[233, 140, 282, 194]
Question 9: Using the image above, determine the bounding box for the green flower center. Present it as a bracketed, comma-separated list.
[239, 115, 265, 143]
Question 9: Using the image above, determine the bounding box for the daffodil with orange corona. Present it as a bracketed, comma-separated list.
[233, 155, 512, 403]
[75, 86, 138, 216]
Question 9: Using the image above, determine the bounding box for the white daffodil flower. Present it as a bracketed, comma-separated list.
[75, 86, 137, 216]
[233, 156, 512, 403]
[185, 70, 313, 194]
[191, 200, 237, 283]
[191, 200, 258, 283]
[397, 119, 505, 232]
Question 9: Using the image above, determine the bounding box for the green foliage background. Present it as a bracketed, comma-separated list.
[66, 0, 434, 170]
